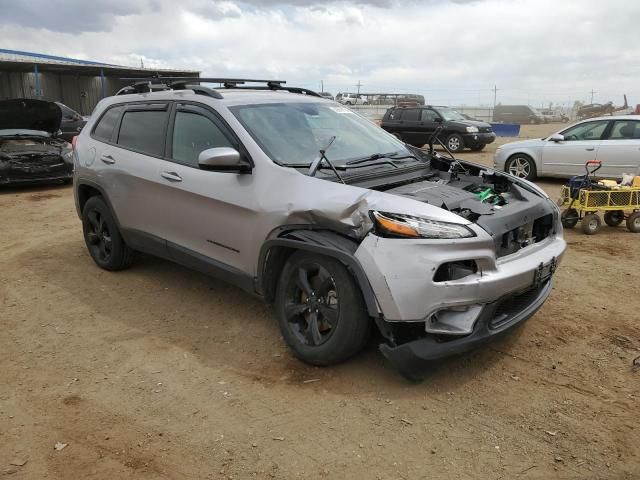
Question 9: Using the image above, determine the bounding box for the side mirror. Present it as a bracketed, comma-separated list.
[198, 147, 251, 173]
[549, 133, 564, 142]
[434, 117, 443, 123]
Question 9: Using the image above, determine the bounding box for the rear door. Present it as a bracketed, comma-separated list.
[540, 119, 609, 176]
[596, 119, 640, 178]
[397, 108, 422, 146]
[101, 102, 172, 256]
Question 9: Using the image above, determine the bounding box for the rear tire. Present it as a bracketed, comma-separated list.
[445, 133, 464, 153]
[604, 210, 625, 227]
[275, 251, 370, 366]
[506, 154, 537, 181]
[82, 196, 133, 270]
[581, 213, 601, 235]
[561, 208, 579, 229]
[626, 211, 640, 233]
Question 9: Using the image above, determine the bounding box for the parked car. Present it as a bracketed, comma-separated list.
[73, 80, 565, 378]
[0, 99, 74, 185]
[318, 92, 334, 101]
[381, 105, 496, 152]
[55, 102, 88, 142]
[494, 115, 640, 180]
[338, 93, 368, 105]
[493, 105, 546, 124]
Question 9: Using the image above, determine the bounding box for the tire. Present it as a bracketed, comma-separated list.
[470, 145, 485, 152]
[82, 196, 133, 271]
[506, 154, 537, 181]
[445, 133, 464, 153]
[561, 208, 579, 229]
[604, 210, 625, 227]
[627, 211, 640, 233]
[581, 213, 601, 235]
[275, 251, 370, 366]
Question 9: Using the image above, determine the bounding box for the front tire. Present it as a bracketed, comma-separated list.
[445, 133, 464, 153]
[82, 196, 133, 271]
[561, 208, 579, 229]
[275, 251, 370, 366]
[604, 210, 624, 227]
[506, 154, 537, 181]
[581, 213, 601, 235]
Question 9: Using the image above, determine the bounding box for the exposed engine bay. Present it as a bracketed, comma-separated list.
[0, 136, 72, 184]
[371, 154, 556, 257]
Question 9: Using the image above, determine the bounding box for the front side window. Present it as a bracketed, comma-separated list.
[231, 102, 407, 166]
[421, 109, 440, 122]
[437, 109, 465, 122]
[93, 105, 124, 143]
[172, 111, 233, 167]
[117, 110, 167, 156]
[560, 120, 609, 141]
[608, 120, 640, 140]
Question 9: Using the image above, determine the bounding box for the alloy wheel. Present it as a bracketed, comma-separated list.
[508, 157, 531, 178]
[85, 209, 113, 262]
[284, 263, 339, 347]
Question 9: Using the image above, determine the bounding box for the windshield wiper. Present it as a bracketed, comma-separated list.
[308, 136, 345, 184]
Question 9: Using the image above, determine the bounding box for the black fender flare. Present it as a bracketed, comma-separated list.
[256, 229, 381, 318]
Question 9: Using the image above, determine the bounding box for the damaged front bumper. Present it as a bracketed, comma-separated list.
[379, 280, 552, 379]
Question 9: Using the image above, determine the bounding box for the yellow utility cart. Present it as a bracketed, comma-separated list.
[558, 160, 640, 235]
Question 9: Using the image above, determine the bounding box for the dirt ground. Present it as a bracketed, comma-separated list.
[1, 124, 639, 479]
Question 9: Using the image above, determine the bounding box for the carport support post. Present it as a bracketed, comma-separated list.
[34, 63, 41, 98]
[100, 68, 106, 99]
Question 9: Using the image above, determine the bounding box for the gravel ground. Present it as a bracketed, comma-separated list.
[1, 124, 638, 479]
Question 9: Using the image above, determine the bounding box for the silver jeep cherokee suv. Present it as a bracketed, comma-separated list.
[73, 78, 566, 378]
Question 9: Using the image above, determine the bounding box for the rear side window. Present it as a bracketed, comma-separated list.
[172, 111, 234, 167]
[117, 110, 167, 156]
[402, 109, 420, 121]
[608, 120, 640, 140]
[93, 105, 124, 142]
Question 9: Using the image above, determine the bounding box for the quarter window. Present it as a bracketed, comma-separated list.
[608, 120, 640, 140]
[117, 110, 167, 156]
[93, 105, 124, 143]
[560, 120, 609, 141]
[172, 111, 233, 167]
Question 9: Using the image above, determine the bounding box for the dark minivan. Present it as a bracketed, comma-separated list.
[381, 105, 496, 153]
[493, 105, 545, 125]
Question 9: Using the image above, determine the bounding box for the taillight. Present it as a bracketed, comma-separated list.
[72, 136, 78, 149]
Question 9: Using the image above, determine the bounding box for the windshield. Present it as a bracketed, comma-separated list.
[231, 102, 409, 165]
[438, 109, 466, 122]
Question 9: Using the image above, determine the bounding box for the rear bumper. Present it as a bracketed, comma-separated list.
[380, 280, 552, 379]
[462, 132, 496, 147]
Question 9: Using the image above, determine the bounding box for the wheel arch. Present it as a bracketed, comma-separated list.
[75, 180, 122, 228]
[256, 228, 380, 317]
[505, 151, 539, 179]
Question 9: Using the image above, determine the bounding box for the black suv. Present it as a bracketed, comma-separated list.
[381, 106, 496, 153]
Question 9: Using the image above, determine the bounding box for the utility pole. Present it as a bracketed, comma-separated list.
[590, 89, 596, 103]
[493, 85, 498, 108]
[320, 80, 324, 93]
[355, 80, 363, 96]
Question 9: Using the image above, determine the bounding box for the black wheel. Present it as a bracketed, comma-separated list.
[275, 251, 370, 366]
[581, 213, 601, 235]
[561, 208, 579, 229]
[445, 133, 464, 153]
[470, 145, 485, 151]
[506, 154, 537, 181]
[604, 210, 625, 227]
[82, 196, 133, 270]
[627, 211, 640, 233]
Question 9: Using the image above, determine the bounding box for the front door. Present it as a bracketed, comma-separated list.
[541, 119, 609, 176]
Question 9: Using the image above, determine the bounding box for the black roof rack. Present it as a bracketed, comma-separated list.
[116, 77, 322, 99]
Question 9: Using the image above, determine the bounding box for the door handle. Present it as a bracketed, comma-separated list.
[585, 147, 595, 151]
[100, 154, 115, 164]
[161, 171, 182, 182]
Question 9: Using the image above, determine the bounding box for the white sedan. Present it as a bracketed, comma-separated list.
[493, 115, 640, 180]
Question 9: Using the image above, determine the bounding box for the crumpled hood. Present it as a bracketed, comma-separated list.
[0, 99, 62, 134]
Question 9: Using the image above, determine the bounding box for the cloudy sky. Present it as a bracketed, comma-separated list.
[0, 0, 638, 107]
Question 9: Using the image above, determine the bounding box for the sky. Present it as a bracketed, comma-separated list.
[0, 0, 638, 108]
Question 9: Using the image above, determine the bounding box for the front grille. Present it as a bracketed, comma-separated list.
[490, 286, 543, 329]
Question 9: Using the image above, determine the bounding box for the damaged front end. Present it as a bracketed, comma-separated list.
[0, 137, 73, 185]
[350, 154, 566, 379]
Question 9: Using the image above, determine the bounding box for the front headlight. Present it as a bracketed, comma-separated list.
[371, 211, 476, 239]
[465, 126, 479, 133]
